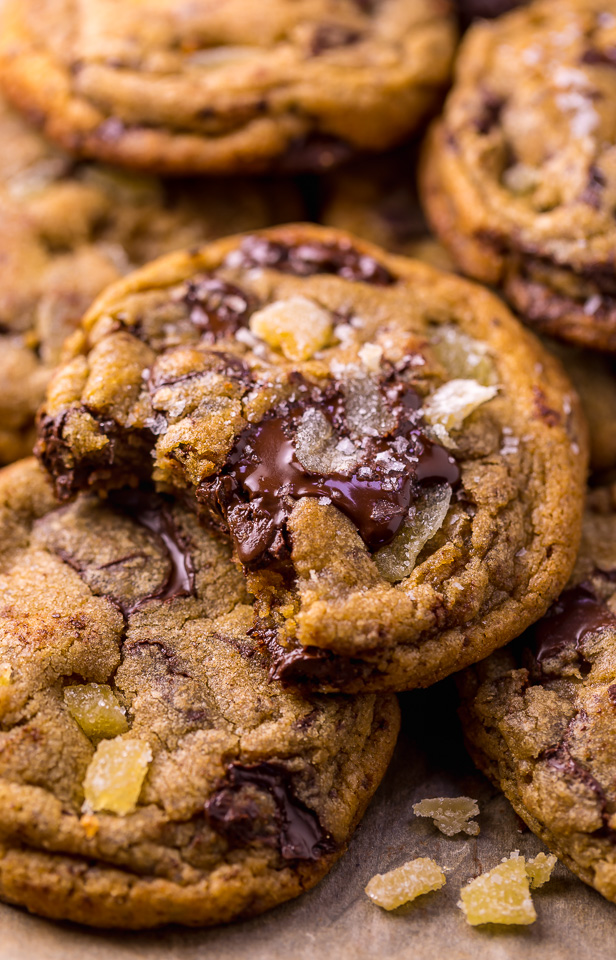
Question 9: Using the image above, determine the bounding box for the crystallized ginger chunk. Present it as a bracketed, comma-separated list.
[412, 796, 480, 837]
[525, 852, 557, 889]
[249, 296, 333, 361]
[423, 379, 498, 435]
[458, 854, 536, 926]
[0, 663, 11, 685]
[64, 683, 128, 739]
[365, 857, 446, 910]
[83, 738, 152, 815]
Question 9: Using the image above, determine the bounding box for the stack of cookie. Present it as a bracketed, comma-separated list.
[0, 0, 614, 934]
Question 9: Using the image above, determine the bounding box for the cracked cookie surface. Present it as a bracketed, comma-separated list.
[0, 94, 302, 466]
[459, 484, 616, 905]
[421, 0, 616, 352]
[36, 224, 587, 693]
[0, 457, 399, 928]
[0, 0, 457, 175]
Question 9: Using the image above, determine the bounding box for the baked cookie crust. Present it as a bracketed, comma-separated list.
[36, 224, 587, 693]
[459, 483, 616, 905]
[0, 0, 457, 174]
[421, 0, 616, 352]
[0, 458, 399, 928]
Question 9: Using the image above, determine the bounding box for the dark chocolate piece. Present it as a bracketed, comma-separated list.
[476, 93, 505, 135]
[533, 585, 616, 665]
[183, 277, 254, 341]
[197, 380, 459, 564]
[310, 24, 362, 56]
[205, 761, 334, 861]
[232, 236, 395, 285]
[581, 165, 607, 209]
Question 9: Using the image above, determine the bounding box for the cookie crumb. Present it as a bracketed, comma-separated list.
[458, 853, 536, 926]
[365, 857, 446, 910]
[83, 738, 152, 816]
[412, 796, 480, 836]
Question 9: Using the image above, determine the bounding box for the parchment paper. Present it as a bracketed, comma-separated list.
[1, 681, 614, 960]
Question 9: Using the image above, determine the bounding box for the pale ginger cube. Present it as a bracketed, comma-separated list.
[525, 852, 557, 889]
[64, 683, 128, 739]
[423, 380, 498, 434]
[0, 663, 11, 685]
[458, 854, 536, 926]
[249, 296, 333, 361]
[83, 738, 152, 815]
[365, 857, 446, 910]
[412, 796, 480, 837]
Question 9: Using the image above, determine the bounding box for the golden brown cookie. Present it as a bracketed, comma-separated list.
[459, 483, 616, 906]
[421, 0, 616, 352]
[0, 94, 302, 465]
[0, 457, 399, 928]
[35, 224, 587, 693]
[0, 0, 457, 175]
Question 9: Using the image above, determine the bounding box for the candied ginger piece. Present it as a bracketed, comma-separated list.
[249, 296, 333, 361]
[83, 738, 152, 816]
[458, 854, 536, 926]
[423, 380, 498, 435]
[525, 852, 557, 889]
[366, 857, 446, 911]
[413, 796, 480, 837]
[65, 683, 129, 739]
[0, 663, 12, 686]
[374, 484, 451, 582]
[433, 326, 496, 386]
[295, 407, 359, 475]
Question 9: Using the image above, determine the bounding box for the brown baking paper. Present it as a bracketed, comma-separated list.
[1, 681, 615, 960]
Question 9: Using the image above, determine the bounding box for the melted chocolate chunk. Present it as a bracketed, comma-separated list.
[110, 489, 195, 607]
[205, 762, 334, 860]
[197, 380, 459, 565]
[581, 165, 607, 208]
[254, 620, 371, 686]
[476, 93, 505, 135]
[233, 236, 395, 285]
[184, 277, 254, 341]
[277, 134, 356, 172]
[310, 24, 362, 55]
[581, 47, 616, 67]
[533, 585, 616, 666]
[456, 0, 525, 23]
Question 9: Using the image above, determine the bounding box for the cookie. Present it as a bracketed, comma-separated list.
[35, 224, 587, 694]
[0, 94, 302, 465]
[539, 337, 616, 477]
[0, 457, 399, 928]
[421, 0, 616, 352]
[458, 483, 616, 905]
[319, 146, 455, 270]
[0, 0, 457, 175]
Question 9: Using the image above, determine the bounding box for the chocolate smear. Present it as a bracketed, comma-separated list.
[205, 761, 334, 860]
[110, 489, 195, 608]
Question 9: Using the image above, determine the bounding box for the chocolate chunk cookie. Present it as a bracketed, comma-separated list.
[0, 0, 457, 175]
[421, 0, 616, 352]
[539, 337, 616, 477]
[36, 224, 587, 693]
[0, 94, 302, 465]
[459, 483, 616, 905]
[0, 457, 399, 928]
[319, 145, 455, 270]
